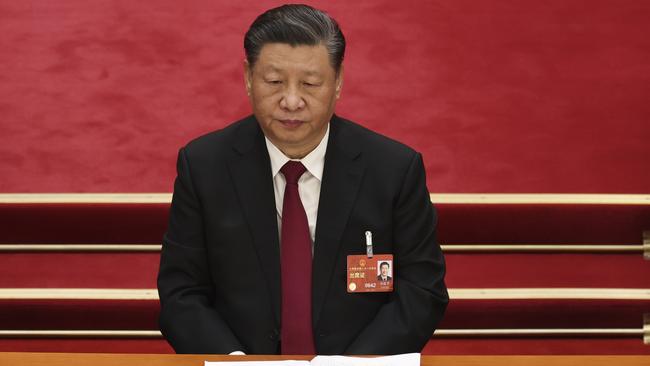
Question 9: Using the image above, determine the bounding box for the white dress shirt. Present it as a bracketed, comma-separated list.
[264, 124, 329, 247]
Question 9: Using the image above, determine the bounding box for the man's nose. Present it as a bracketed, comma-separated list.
[279, 86, 305, 111]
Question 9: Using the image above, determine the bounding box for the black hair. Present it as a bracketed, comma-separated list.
[244, 4, 346, 73]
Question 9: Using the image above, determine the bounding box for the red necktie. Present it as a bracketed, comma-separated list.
[280, 161, 315, 355]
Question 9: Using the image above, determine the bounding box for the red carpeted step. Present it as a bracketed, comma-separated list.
[0, 203, 169, 244]
[0, 253, 158, 288]
[1, 298, 647, 330]
[422, 338, 650, 355]
[445, 253, 650, 288]
[436, 204, 650, 244]
[0, 300, 159, 329]
[0, 339, 174, 354]
[1, 203, 648, 245]
[440, 299, 650, 328]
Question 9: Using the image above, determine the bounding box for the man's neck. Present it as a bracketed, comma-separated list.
[280, 145, 315, 159]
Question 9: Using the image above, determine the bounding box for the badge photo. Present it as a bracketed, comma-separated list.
[377, 260, 393, 282]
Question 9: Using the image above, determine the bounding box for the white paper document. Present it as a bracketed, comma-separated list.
[205, 362, 310, 366]
[311, 352, 420, 366]
[205, 353, 420, 366]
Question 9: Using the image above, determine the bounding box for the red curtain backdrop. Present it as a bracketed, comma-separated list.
[1, 0, 648, 193]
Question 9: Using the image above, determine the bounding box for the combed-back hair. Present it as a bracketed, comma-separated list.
[244, 4, 346, 73]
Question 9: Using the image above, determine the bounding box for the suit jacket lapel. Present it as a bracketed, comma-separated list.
[312, 116, 365, 327]
[226, 117, 281, 325]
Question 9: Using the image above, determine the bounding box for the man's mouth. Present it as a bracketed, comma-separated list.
[278, 119, 304, 128]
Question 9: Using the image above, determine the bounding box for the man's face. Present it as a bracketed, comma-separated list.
[245, 43, 343, 158]
[380, 264, 389, 277]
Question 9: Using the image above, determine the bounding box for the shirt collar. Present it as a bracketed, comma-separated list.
[265, 123, 329, 181]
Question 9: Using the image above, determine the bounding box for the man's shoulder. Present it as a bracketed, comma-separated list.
[332, 116, 418, 161]
[181, 115, 258, 159]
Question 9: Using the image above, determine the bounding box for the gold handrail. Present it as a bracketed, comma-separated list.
[0, 244, 163, 252]
[433, 328, 644, 337]
[0, 328, 644, 339]
[1, 288, 649, 300]
[0, 243, 643, 253]
[442, 244, 643, 252]
[0, 330, 162, 338]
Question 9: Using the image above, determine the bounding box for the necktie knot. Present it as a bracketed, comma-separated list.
[281, 161, 307, 185]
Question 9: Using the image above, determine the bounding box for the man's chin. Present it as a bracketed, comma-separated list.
[270, 128, 309, 145]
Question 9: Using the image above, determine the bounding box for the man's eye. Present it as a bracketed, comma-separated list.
[303, 82, 320, 87]
[266, 80, 282, 85]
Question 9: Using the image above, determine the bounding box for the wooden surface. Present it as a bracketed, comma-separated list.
[0, 353, 649, 366]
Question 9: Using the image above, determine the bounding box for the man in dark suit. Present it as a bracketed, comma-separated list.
[157, 4, 448, 355]
[377, 262, 392, 282]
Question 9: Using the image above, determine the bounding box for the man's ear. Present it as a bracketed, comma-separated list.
[335, 64, 344, 99]
[244, 59, 252, 96]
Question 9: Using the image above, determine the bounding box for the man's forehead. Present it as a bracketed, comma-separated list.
[254, 43, 333, 75]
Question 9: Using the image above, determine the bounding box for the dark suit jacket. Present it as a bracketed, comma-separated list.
[157, 115, 448, 355]
[377, 276, 392, 282]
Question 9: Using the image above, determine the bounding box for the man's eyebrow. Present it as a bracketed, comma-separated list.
[262, 64, 323, 77]
[303, 70, 323, 77]
[262, 65, 282, 73]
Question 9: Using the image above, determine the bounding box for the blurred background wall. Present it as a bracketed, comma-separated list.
[0, 0, 648, 193]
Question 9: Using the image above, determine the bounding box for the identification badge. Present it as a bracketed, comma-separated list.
[347, 254, 394, 293]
